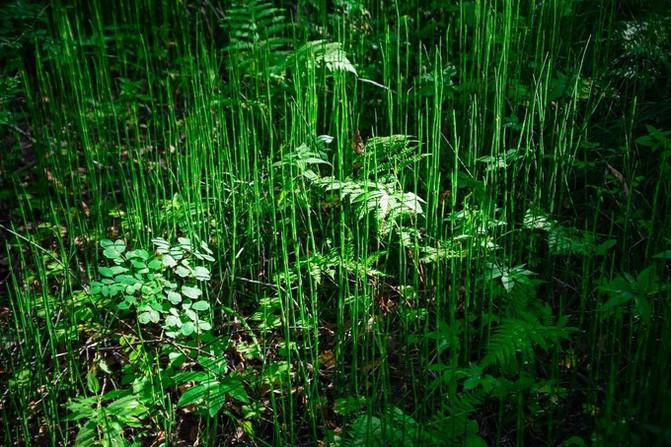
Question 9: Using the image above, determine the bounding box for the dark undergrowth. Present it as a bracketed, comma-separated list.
[1, 1, 670, 445]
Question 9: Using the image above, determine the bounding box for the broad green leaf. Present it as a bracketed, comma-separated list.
[130, 260, 146, 270]
[178, 237, 192, 249]
[107, 395, 148, 418]
[89, 281, 102, 295]
[86, 369, 99, 394]
[177, 380, 216, 407]
[653, 250, 671, 259]
[465, 434, 488, 447]
[220, 377, 250, 403]
[141, 283, 161, 296]
[74, 421, 98, 447]
[207, 388, 228, 417]
[166, 330, 180, 339]
[173, 370, 210, 384]
[99, 266, 128, 278]
[170, 247, 184, 259]
[117, 300, 130, 310]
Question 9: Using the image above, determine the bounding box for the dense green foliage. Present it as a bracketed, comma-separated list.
[1, 0, 670, 445]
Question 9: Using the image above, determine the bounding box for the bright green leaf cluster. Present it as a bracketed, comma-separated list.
[90, 237, 215, 339]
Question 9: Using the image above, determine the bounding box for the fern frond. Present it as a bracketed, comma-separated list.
[481, 316, 574, 371]
[298, 243, 387, 286]
[292, 40, 357, 75]
[356, 135, 424, 178]
[312, 176, 424, 236]
[223, 0, 292, 77]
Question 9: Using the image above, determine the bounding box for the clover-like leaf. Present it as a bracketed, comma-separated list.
[193, 266, 211, 281]
[103, 248, 122, 260]
[125, 282, 142, 294]
[192, 300, 210, 311]
[130, 260, 146, 270]
[197, 320, 212, 331]
[167, 291, 182, 305]
[89, 281, 102, 295]
[126, 249, 150, 260]
[162, 254, 178, 268]
[175, 265, 191, 278]
[141, 282, 161, 296]
[102, 239, 126, 260]
[200, 241, 213, 255]
[98, 266, 128, 278]
[165, 315, 182, 328]
[181, 322, 195, 336]
[182, 285, 202, 299]
[185, 308, 198, 322]
[148, 258, 163, 270]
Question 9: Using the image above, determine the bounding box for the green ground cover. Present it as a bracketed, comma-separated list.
[1, 1, 670, 445]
